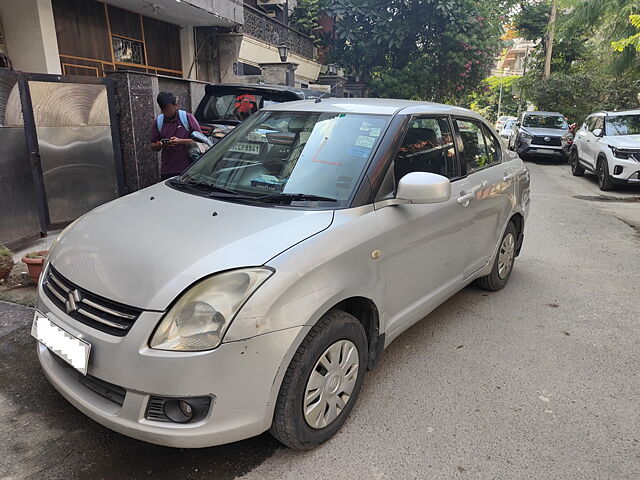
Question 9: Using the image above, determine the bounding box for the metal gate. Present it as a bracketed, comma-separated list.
[0, 70, 124, 247]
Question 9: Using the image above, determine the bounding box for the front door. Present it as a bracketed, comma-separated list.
[374, 116, 470, 336]
[452, 118, 515, 277]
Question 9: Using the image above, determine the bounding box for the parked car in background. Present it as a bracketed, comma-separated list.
[194, 83, 327, 142]
[509, 111, 572, 161]
[500, 118, 516, 140]
[495, 115, 515, 132]
[33, 99, 529, 451]
[570, 110, 640, 190]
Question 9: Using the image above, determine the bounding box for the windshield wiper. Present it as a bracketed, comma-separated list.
[252, 193, 337, 204]
[168, 177, 242, 197]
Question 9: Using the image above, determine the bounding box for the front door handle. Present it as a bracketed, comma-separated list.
[503, 172, 515, 182]
[457, 191, 476, 206]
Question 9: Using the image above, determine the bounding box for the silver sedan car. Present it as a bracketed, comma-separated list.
[32, 99, 530, 450]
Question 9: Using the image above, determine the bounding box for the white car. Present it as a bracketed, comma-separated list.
[570, 110, 640, 190]
[500, 118, 516, 140]
[32, 99, 530, 450]
[495, 115, 515, 132]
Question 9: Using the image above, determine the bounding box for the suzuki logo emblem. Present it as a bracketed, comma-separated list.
[544, 136, 550, 142]
[65, 289, 82, 313]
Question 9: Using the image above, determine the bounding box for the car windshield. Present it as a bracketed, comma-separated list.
[606, 114, 640, 136]
[179, 110, 390, 207]
[523, 114, 567, 129]
[503, 120, 515, 129]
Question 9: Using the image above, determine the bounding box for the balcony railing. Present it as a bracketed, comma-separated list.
[240, 6, 315, 60]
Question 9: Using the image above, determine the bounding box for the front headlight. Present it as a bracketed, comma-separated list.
[150, 267, 273, 351]
[609, 145, 639, 160]
[520, 131, 534, 140]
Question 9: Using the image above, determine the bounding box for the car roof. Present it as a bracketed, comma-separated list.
[523, 111, 564, 116]
[205, 83, 326, 99]
[262, 98, 486, 119]
[592, 109, 640, 117]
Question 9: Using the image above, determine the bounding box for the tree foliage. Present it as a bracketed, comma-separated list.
[322, 0, 514, 102]
[467, 75, 520, 122]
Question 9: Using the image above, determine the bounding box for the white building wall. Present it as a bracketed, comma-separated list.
[0, 0, 61, 74]
[238, 36, 321, 85]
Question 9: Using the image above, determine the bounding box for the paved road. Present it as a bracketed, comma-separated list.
[1, 160, 639, 479]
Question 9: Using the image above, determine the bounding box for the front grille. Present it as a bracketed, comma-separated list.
[43, 266, 142, 336]
[532, 136, 561, 146]
[52, 353, 126, 406]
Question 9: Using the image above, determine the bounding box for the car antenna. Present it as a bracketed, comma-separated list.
[315, 81, 344, 103]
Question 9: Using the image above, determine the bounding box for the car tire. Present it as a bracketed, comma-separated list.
[570, 149, 585, 176]
[477, 221, 517, 292]
[270, 309, 368, 450]
[597, 157, 614, 191]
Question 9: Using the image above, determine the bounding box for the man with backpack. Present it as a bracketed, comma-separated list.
[150, 91, 203, 180]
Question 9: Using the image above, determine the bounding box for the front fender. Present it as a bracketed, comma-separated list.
[224, 205, 387, 342]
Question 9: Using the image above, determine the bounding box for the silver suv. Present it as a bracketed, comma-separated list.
[510, 111, 571, 161]
[32, 99, 530, 450]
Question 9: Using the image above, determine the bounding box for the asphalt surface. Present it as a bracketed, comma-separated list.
[1, 160, 639, 479]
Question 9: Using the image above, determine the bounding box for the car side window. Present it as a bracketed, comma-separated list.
[591, 116, 604, 133]
[481, 125, 501, 166]
[455, 118, 492, 173]
[393, 117, 459, 185]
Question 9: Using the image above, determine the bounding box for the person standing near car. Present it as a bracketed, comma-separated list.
[150, 91, 203, 180]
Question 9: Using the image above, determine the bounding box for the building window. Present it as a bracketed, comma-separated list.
[112, 36, 145, 65]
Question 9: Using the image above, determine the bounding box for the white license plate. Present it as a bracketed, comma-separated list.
[534, 148, 557, 154]
[229, 142, 260, 154]
[31, 311, 91, 375]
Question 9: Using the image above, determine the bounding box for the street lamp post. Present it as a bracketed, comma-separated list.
[497, 67, 510, 122]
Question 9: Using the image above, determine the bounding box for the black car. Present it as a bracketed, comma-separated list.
[194, 84, 327, 141]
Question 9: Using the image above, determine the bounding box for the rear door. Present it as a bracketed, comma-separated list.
[453, 117, 515, 277]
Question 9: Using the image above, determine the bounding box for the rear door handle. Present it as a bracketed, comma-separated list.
[457, 191, 476, 206]
[503, 172, 515, 182]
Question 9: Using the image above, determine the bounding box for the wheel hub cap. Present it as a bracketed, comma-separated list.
[497, 233, 515, 279]
[303, 340, 359, 429]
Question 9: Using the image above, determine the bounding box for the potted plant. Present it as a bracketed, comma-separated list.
[0, 245, 14, 282]
[22, 250, 49, 284]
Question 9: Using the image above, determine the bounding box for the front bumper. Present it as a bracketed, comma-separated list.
[516, 140, 567, 159]
[607, 155, 640, 184]
[35, 283, 307, 448]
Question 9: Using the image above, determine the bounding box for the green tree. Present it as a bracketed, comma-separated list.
[324, 0, 515, 102]
[467, 75, 520, 123]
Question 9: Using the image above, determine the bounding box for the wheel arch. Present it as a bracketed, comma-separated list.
[333, 296, 383, 370]
[509, 212, 525, 256]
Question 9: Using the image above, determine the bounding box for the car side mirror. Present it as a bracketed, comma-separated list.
[396, 172, 451, 204]
[191, 131, 213, 147]
[592, 128, 603, 137]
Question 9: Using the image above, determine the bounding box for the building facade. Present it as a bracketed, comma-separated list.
[0, 0, 321, 86]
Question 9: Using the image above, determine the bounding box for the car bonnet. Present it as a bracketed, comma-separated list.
[48, 182, 334, 311]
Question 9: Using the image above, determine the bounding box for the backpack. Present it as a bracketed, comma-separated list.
[156, 109, 190, 133]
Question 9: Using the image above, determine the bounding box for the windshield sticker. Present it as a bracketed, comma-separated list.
[355, 136, 375, 148]
[360, 122, 371, 132]
[369, 127, 381, 137]
[350, 146, 370, 157]
[336, 176, 353, 189]
[312, 159, 342, 166]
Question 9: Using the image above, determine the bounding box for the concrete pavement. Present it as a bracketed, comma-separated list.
[1, 160, 639, 479]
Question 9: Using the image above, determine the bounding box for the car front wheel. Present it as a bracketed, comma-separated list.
[597, 157, 614, 191]
[270, 309, 368, 450]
